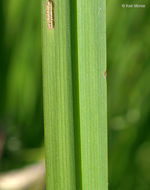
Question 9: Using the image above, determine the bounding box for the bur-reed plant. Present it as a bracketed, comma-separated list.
[42, 0, 108, 189]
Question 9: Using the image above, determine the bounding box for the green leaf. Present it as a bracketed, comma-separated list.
[41, 0, 108, 189]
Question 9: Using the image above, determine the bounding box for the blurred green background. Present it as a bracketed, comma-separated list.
[0, 0, 150, 189]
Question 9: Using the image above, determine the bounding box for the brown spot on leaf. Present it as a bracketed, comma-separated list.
[104, 71, 107, 79]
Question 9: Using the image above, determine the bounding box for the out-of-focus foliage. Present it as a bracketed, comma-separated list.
[107, 0, 150, 190]
[0, 0, 44, 172]
[0, 0, 150, 189]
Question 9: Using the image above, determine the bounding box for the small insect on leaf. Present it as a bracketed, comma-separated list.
[46, 0, 55, 30]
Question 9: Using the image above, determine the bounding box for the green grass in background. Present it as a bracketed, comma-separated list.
[0, 0, 43, 171]
[107, 0, 150, 189]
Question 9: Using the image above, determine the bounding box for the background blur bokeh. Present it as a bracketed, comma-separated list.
[0, 0, 44, 189]
[0, 0, 150, 189]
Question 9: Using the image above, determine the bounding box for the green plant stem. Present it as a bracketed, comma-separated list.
[42, 0, 108, 189]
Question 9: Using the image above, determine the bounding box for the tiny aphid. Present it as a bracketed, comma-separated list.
[46, 0, 55, 30]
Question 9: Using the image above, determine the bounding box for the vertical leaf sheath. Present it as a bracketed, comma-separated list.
[76, 0, 108, 189]
[42, 0, 108, 189]
[42, 0, 76, 189]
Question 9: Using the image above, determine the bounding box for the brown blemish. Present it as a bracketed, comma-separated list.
[46, 0, 55, 30]
[104, 71, 107, 79]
